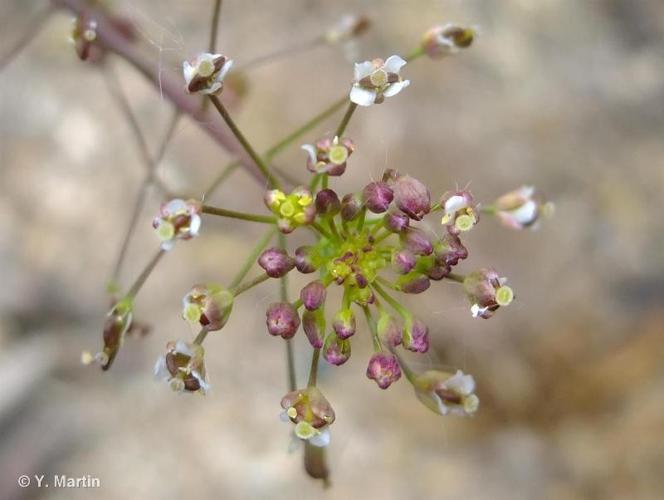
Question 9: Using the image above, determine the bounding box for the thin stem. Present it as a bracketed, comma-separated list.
[362, 306, 382, 351]
[310, 222, 332, 240]
[229, 228, 276, 288]
[327, 218, 340, 240]
[376, 276, 400, 292]
[390, 348, 417, 384]
[194, 328, 208, 345]
[208, 0, 223, 53]
[446, 272, 465, 283]
[111, 110, 180, 283]
[230, 273, 270, 296]
[126, 249, 166, 299]
[405, 46, 425, 63]
[0, 5, 54, 72]
[278, 232, 297, 392]
[371, 282, 411, 319]
[201, 204, 276, 224]
[307, 348, 321, 387]
[480, 205, 497, 215]
[208, 95, 280, 189]
[356, 207, 367, 233]
[235, 36, 325, 72]
[335, 102, 357, 137]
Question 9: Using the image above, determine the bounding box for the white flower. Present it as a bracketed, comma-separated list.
[494, 186, 554, 230]
[349, 55, 410, 106]
[421, 24, 476, 59]
[183, 53, 233, 95]
[154, 340, 209, 394]
[152, 198, 202, 250]
[414, 369, 479, 417]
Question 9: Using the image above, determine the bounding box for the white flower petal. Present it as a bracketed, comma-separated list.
[183, 61, 196, 84]
[444, 370, 476, 396]
[218, 59, 233, 81]
[354, 61, 375, 81]
[189, 214, 202, 236]
[470, 303, 488, 318]
[153, 356, 170, 380]
[163, 198, 188, 215]
[383, 80, 409, 98]
[444, 195, 468, 214]
[309, 428, 330, 447]
[175, 340, 193, 356]
[383, 55, 407, 74]
[349, 85, 377, 106]
[301, 144, 317, 163]
[510, 200, 538, 226]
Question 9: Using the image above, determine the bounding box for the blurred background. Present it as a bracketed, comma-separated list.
[1, 0, 663, 499]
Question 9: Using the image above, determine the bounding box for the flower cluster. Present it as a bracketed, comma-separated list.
[264, 187, 315, 233]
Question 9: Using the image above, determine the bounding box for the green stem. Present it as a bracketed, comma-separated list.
[229, 228, 276, 288]
[327, 218, 340, 240]
[230, 273, 270, 296]
[321, 174, 329, 189]
[208, 95, 281, 189]
[480, 205, 498, 215]
[335, 102, 357, 137]
[376, 276, 400, 292]
[356, 207, 367, 233]
[193, 327, 208, 346]
[309, 174, 322, 192]
[126, 249, 166, 299]
[311, 222, 332, 240]
[371, 282, 411, 319]
[390, 348, 417, 384]
[201, 204, 276, 224]
[405, 46, 425, 62]
[362, 306, 383, 351]
[307, 348, 321, 387]
[446, 272, 465, 283]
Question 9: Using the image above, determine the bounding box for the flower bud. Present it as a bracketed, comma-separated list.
[440, 190, 478, 234]
[266, 302, 300, 339]
[153, 198, 202, 250]
[363, 181, 394, 213]
[392, 249, 417, 274]
[332, 308, 356, 339]
[264, 187, 315, 234]
[294, 245, 318, 274]
[421, 24, 476, 59]
[427, 264, 449, 281]
[323, 332, 351, 366]
[366, 352, 401, 389]
[339, 193, 361, 221]
[300, 280, 327, 311]
[258, 247, 295, 278]
[434, 232, 468, 267]
[182, 284, 234, 332]
[401, 228, 433, 256]
[315, 188, 341, 216]
[393, 175, 431, 220]
[324, 14, 371, 44]
[154, 340, 209, 394]
[183, 52, 233, 95]
[463, 268, 514, 319]
[494, 185, 554, 230]
[302, 136, 355, 176]
[403, 318, 429, 353]
[397, 273, 431, 294]
[377, 312, 402, 348]
[100, 298, 133, 370]
[383, 211, 410, 233]
[302, 309, 325, 348]
[413, 369, 479, 416]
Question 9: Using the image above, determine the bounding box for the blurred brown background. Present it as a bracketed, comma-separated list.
[1, 0, 663, 499]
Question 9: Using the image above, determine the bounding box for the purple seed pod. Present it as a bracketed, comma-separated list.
[258, 247, 295, 278]
[323, 332, 351, 366]
[377, 312, 402, 348]
[384, 211, 410, 233]
[392, 249, 417, 274]
[341, 193, 363, 221]
[434, 231, 468, 267]
[393, 174, 431, 220]
[401, 228, 433, 256]
[332, 308, 356, 339]
[404, 318, 429, 353]
[398, 273, 431, 294]
[300, 280, 327, 311]
[294, 246, 317, 274]
[363, 181, 394, 213]
[315, 188, 341, 216]
[366, 352, 402, 389]
[266, 302, 300, 339]
[302, 309, 325, 348]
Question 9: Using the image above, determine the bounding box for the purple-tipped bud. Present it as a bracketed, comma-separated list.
[404, 318, 429, 353]
[434, 232, 468, 267]
[377, 312, 402, 347]
[300, 280, 327, 311]
[340, 193, 362, 221]
[323, 333, 351, 366]
[302, 309, 325, 348]
[392, 249, 417, 274]
[315, 188, 341, 216]
[427, 265, 449, 281]
[363, 182, 394, 213]
[398, 273, 431, 294]
[258, 247, 295, 278]
[394, 175, 431, 220]
[295, 246, 317, 273]
[384, 211, 410, 233]
[401, 228, 433, 256]
[266, 302, 300, 339]
[366, 352, 402, 389]
[332, 308, 356, 339]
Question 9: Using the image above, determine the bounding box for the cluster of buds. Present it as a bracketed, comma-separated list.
[183, 52, 233, 95]
[152, 198, 202, 250]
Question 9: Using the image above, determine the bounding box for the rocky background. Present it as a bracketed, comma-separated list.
[1, 0, 663, 499]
